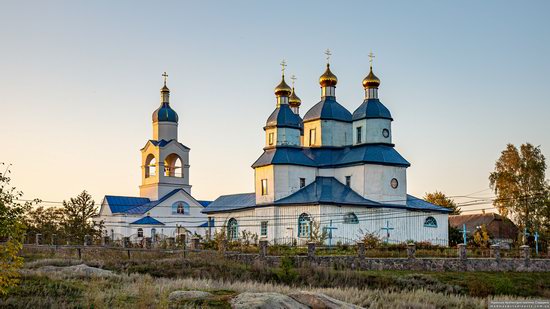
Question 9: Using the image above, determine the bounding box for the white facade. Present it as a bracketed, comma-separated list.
[94, 78, 208, 242]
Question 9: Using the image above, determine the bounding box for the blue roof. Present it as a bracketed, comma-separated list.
[147, 139, 190, 150]
[275, 177, 381, 206]
[303, 97, 352, 123]
[202, 193, 256, 213]
[198, 218, 214, 227]
[130, 216, 165, 225]
[252, 144, 410, 168]
[352, 99, 393, 121]
[105, 196, 150, 214]
[265, 104, 302, 129]
[198, 200, 212, 207]
[402, 195, 452, 213]
[153, 103, 178, 122]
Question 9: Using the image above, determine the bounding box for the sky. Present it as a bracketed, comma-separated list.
[1, 1, 549, 212]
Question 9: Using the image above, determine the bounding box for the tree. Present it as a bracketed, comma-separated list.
[471, 224, 491, 248]
[0, 164, 36, 295]
[424, 191, 461, 215]
[61, 191, 103, 244]
[24, 206, 65, 244]
[489, 143, 549, 231]
[448, 225, 463, 247]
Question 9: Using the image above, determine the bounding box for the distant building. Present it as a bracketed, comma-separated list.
[94, 75, 211, 242]
[449, 213, 518, 247]
[202, 56, 451, 245]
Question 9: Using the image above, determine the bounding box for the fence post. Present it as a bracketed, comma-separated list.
[307, 242, 316, 258]
[84, 235, 91, 246]
[77, 247, 82, 260]
[123, 237, 130, 248]
[259, 239, 268, 258]
[51, 234, 57, 246]
[166, 237, 175, 249]
[520, 245, 530, 266]
[490, 244, 501, 262]
[191, 237, 200, 251]
[407, 243, 416, 260]
[35, 233, 42, 246]
[357, 242, 365, 259]
[457, 244, 467, 260]
[102, 236, 110, 247]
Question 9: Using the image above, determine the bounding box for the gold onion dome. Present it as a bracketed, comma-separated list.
[362, 67, 380, 88]
[289, 87, 301, 107]
[319, 64, 338, 87]
[274, 75, 292, 97]
[161, 84, 170, 92]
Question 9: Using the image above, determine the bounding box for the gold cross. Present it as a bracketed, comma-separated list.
[325, 49, 332, 63]
[290, 75, 297, 87]
[280, 59, 287, 75]
[368, 51, 375, 67]
[162, 72, 168, 85]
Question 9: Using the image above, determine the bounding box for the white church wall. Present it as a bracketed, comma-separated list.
[320, 120, 352, 147]
[276, 128, 301, 147]
[363, 164, 407, 205]
[273, 165, 318, 200]
[255, 165, 274, 204]
[153, 122, 178, 141]
[365, 119, 392, 144]
[303, 121, 321, 147]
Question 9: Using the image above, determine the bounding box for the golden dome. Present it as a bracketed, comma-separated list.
[362, 67, 380, 88]
[274, 75, 292, 97]
[289, 87, 301, 107]
[319, 64, 338, 87]
[161, 84, 170, 92]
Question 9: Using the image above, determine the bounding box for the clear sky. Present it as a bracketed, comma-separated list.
[1, 1, 549, 211]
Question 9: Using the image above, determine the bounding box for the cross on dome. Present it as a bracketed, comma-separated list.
[325, 49, 332, 63]
[280, 59, 287, 76]
[368, 51, 375, 68]
[162, 72, 168, 86]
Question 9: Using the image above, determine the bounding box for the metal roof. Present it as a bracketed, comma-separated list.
[152, 103, 178, 122]
[198, 200, 212, 207]
[130, 216, 165, 225]
[265, 104, 302, 129]
[352, 99, 393, 121]
[401, 195, 452, 213]
[303, 97, 352, 123]
[275, 177, 381, 206]
[105, 196, 150, 214]
[252, 144, 410, 168]
[148, 139, 190, 150]
[202, 193, 256, 213]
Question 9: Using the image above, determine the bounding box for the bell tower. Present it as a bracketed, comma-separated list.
[139, 73, 191, 200]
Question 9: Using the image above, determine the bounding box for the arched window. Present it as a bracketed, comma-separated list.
[172, 201, 189, 214]
[343, 212, 359, 224]
[145, 154, 156, 178]
[424, 216, 438, 228]
[227, 218, 238, 240]
[151, 228, 156, 240]
[298, 213, 311, 238]
[137, 228, 143, 238]
[164, 153, 183, 177]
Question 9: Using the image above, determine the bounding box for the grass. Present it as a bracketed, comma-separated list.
[8, 249, 550, 308]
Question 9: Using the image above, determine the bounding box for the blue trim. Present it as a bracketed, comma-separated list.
[130, 216, 165, 226]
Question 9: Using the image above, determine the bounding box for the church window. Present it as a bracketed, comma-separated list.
[299, 178, 306, 188]
[390, 178, 398, 189]
[227, 218, 238, 240]
[164, 153, 183, 177]
[137, 228, 143, 238]
[309, 129, 316, 146]
[345, 176, 351, 187]
[343, 212, 359, 224]
[172, 201, 189, 214]
[151, 228, 156, 239]
[261, 221, 268, 236]
[424, 216, 437, 228]
[145, 154, 156, 178]
[356, 127, 362, 143]
[298, 213, 311, 238]
[382, 128, 390, 138]
[268, 133, 274, 145]
[261, 179, 268, 195]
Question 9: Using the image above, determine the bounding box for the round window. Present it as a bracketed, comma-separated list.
[382, 129, 390, 138]
[390, 178, 398, 189]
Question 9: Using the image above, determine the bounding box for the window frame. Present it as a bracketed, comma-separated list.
[299, 178, 306, 188]
[345, 176, 351, 187]
[227, 218, 239, 240]
[356, 126, 362, 144]
[298, 213, 312, 238]
[309, 128, 316, 146]
[424, 216, 438, 228]
[343, 212, 359, 224]
[260, 221, 268, 236]
[137, 228, 143, 238]
[268, 132, 274, 145]
[261, 179, 268, 195]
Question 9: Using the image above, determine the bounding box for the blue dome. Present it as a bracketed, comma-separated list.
[303, 97, 352, 123]
[153, 103, 178, 123]
[266, 104, 302, 129]
[352, 99, 392, 121]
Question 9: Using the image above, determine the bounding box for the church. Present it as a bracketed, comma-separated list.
[94, 74, 211, 242]
[202, 55, 451, 246]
